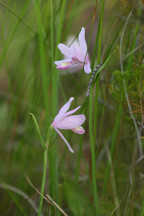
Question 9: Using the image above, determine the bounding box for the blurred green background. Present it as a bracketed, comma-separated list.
[0, 0, 144, 215]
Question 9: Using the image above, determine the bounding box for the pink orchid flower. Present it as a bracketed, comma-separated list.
[55, 27, 91, 74]
[52, 97, 86, 153]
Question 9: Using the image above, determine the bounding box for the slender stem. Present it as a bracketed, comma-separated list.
[38, 148, 48, 216]
[93, 0, 105, 143]
[89, 85, 99, 216]
[49, 1, 58, 214]
[38, 127, 53, 216]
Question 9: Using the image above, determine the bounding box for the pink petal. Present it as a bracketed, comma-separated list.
[55, 114, 86, 129]
[79, 27, 87, 56]
[55, 59, 72, 65]
[72, 126, 85, 134]
[84, 61, 91, 73]
[53, 97, 74, 122]
[72, 44, 84, 62]
[58, 43, 74, 58]
[54, 128, 74, 153]
[64, 106, 81, 117]
[55, 59, 73, 70]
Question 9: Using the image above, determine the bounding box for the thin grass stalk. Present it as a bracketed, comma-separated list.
[93, 0, 105, 143]
[38, 127, 53, 216]
[49, 0, 58, 215]
[89, 85, 99, 216]
[91, 16, 100, 70]
[104, 22, 124, 61]
[38, 148, 48, 216]
[98, 96, 106, 140]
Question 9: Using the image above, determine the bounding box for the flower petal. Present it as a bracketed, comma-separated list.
[55, 114, 86, 129]
[84, 61, 91, 73]
[53, 97, 74, 123]
[58, 43, 74, 58]
[55, 59, 73, 70]
[64, 106, 81, 117]
[72, 44, 84, 62]
[79, 27, 87, 56]
[72, 126, 85, 134]
[55, 128, 74, 153]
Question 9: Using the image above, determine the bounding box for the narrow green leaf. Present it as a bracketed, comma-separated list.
[29, 113, 46, 149]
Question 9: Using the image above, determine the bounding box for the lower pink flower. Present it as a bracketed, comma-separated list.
[52, 97, 86, 153]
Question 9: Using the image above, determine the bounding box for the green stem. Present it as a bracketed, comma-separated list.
[89, 85, 99, 216]
[38, 127, 53, 216]
[38, 148, 48, 216]
[93, 0, 105, 143]
[49, 0, 59, 214]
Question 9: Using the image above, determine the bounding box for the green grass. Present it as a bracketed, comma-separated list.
[0, 0, 144, 215]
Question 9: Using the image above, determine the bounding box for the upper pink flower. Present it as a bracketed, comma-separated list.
[55, 27, 91, 74]
[52, 97, 86, 153]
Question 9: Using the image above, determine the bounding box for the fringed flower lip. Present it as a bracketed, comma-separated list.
[55, 27, 91, 74]
[51, 97, 86, 153]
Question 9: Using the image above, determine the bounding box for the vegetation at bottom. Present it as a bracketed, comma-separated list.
[0, 0, 144, 215]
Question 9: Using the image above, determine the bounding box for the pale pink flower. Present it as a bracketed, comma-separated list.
[55, 27, 91, 74]
[52, 97, 86, 153]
